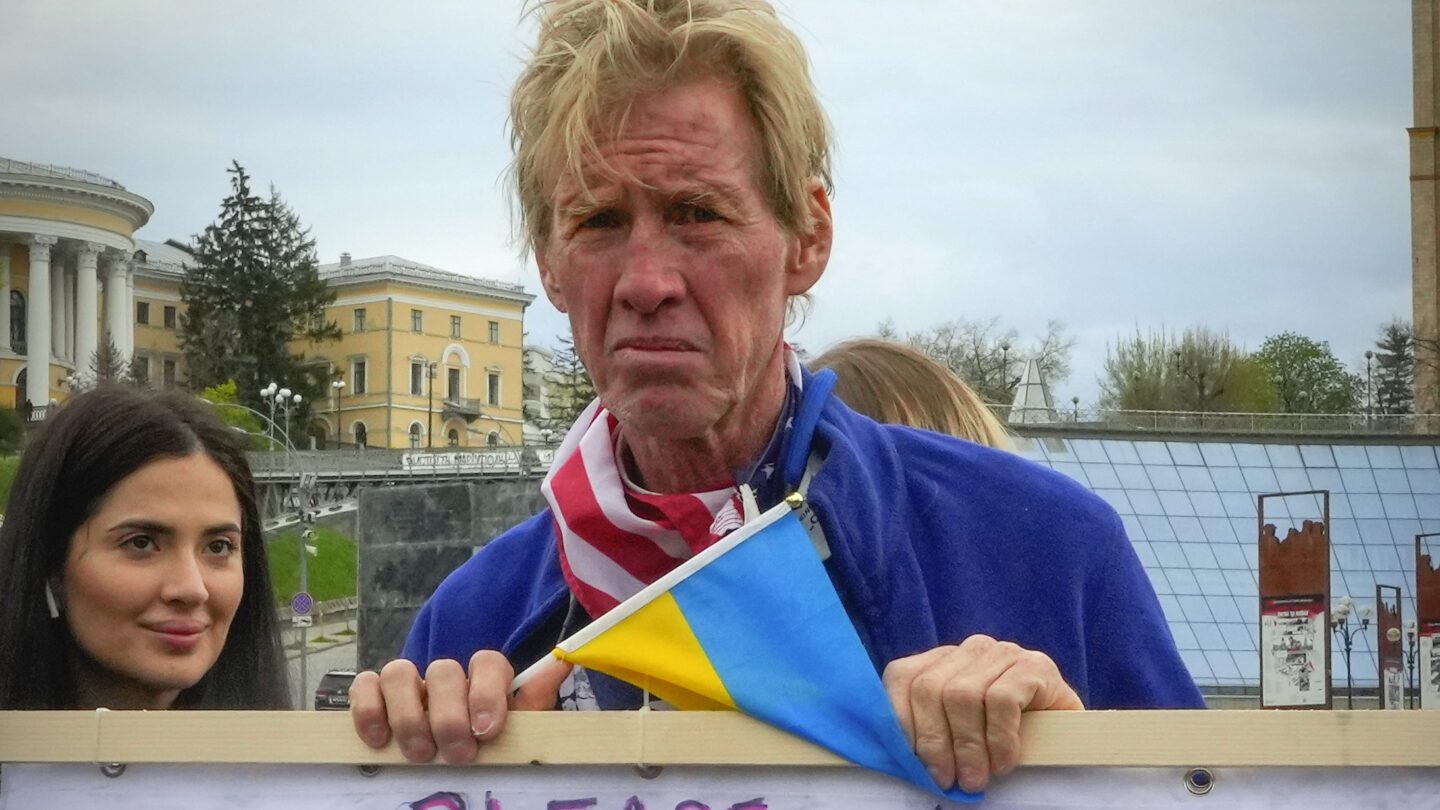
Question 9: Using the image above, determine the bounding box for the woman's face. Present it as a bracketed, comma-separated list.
[62, 452, 245, 709]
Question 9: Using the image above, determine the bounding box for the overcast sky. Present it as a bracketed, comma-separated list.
[1, 1, 1412, 405]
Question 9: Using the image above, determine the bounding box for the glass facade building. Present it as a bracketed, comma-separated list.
[1012, 432, 1435, 693]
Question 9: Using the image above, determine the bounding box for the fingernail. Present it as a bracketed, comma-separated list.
[471, 711, 495, 737]
[957, 768, 986, 792]
[927, 765, 949, 788]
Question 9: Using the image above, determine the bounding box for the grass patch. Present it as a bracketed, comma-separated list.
[267, 525, 358, 604]
[0, 455, 21, 513]
[335, 628, 357, 637]
[311, 634, 336, 644]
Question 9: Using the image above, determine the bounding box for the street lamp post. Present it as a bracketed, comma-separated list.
[999, 341, 1011, 398]
[1071, 395, 1080, 423]
[1405, 619, 1419, 709]
[1364, 350, 1375, 420]
[1330, 595, 1372, 709]
[330, 378, 345, 449]
[260, 382, 280, 450]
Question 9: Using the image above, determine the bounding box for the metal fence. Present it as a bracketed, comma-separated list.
[994, 405, 1438, 436]
[0, 158, 122, 188]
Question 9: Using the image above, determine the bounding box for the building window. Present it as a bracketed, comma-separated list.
[10, 291, 25, 352]
[136, 301, 150, 325]
[451, 315, 462, 339]
[163, 305, 177, 329]
[354, 422, 368, 448]
[447, 428, 460, 447]
[162, 358, 176, 388]
[488, 320, 500, 344]
[411, 309, 423, 333]
[487, 372, 501, 407]
[352, 360, 367, 394]
[447, 367, 461, 400]
[409, 423, 422, 449]
[353, 308, 366, 332]
[410, 362, 425, 396]
[132, 354, 149, 385]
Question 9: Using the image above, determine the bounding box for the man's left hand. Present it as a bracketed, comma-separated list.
[882, 634, 1084, 794]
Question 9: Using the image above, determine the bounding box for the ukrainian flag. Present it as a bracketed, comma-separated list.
[546, 500, 980, 803]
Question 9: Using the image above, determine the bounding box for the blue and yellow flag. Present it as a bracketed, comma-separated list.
[546, 500, 979, 803]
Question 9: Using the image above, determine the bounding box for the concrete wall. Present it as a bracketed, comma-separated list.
[356, 477, 548, 670]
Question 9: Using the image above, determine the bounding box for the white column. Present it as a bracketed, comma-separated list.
[26, 235, 56, 407]
[104, 254, 129, 356]
[75, 243, 101, 373]
[123, 265, 135, 359]
[49, 252, 64, 359]
[62, 263, 75, 361]
[0, 247, 10, 354]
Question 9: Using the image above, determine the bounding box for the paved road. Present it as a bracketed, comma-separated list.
[282, 618, 359, 710]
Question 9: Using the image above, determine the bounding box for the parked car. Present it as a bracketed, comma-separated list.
[314, 669, 356, 711]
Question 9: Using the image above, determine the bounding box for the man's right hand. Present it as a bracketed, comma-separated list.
[349, 650, 572, 763]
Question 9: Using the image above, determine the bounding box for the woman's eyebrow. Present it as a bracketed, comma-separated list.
[105, 519, 242, 536]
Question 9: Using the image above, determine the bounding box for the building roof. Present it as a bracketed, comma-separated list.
[317, 255, 534, 305]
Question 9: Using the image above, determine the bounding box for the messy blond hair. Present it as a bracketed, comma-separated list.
[810, 339, 1014, 450]
[511, 0, 833, 249]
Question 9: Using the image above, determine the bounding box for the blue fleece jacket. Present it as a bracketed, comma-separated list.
[403, 391, 1204, 709]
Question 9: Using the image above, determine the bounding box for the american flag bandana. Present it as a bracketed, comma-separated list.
[542, 348, 804, 619]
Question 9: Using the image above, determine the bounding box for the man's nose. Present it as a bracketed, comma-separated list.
[613, 219, 686, 314]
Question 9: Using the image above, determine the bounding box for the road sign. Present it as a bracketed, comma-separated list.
[292, 591, 314, 616]
[291, 615, 313, 628]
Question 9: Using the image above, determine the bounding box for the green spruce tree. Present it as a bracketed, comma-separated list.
[1372, 321, 1414, 415]
[543, 330, 597, 431]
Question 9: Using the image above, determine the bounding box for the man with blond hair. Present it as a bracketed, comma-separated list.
[351, 0, 1202, 793]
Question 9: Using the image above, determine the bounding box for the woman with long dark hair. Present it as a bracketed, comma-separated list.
[0, 385, 288, 709]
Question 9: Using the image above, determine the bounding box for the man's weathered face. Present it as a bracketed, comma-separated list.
[538, 78, 828, 442]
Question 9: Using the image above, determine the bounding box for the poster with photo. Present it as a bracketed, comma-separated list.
[1421, 622, 1440, 711]
[1260, 595, 1327, 708]
[1383, 667, 1404, 710]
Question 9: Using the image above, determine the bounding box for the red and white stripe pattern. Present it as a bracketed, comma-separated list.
[541, 401, 744, 618]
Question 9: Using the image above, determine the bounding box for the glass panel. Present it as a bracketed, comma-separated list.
[1191, 622, 1226, 649]
[1388, 518, 1422, 543]
[1332, 446, 1370, 466]
[1224, 569, 1258, 598]
[1152, 542, 1189, 567]
[1178, 649, 1214, 682]
[1120, 514, 1147, 541]
[1240, 467, 1280, 493]
[1189, 491, 1225, 517]
[1181, 543, 1218, 568]
[1145, 465, 1184, 491]
[1266, 444, 1304, 467]
[1333, 545, 1371, 570]
[1200, 442, 1238, 467]
[1010, 436, 1041, 460]
[1050, 462, 1089, 485]
[1299, 444, 1336, 467]
[1113, 464, 1152, 489]
[1166, 442, 1205, 466]
[1176, 595, 1214, 623]
[1080, 463, 1120, 488]
[1358, 519, 1395, 544]
[1194, 569, 1230, 596]
[1159, 490, 1195, 516]
[1307, 467, 1343, 492]
[1330, 493, 1352, 518]
[1169, 622, 1199, 649]
[1366, 446, 1404, 468]
[1211, 544, 1250, 570]
[1199, 517, 1238, 542]
[1416, 494, 1440, 518]
[1166, 569, 1202, 595]
[1222, 493, 1257, 518]
[1231, 444, 1271, 466]
[1408, 468, 1440, 495]
[1094, 488, 1132, 514]
[1339, 468, 1378, 494]
[1210, 467, 1249, 492]
[1134, 441, 1172, 465]
[1170, 516, 1205, 542]
[1274, 468, 1313, 493]
[1205, 650, 1241, 679]
[1157, 593, 1184, 621]
[1401, 445, 1437, 469]
[1070, 439, 1109, 463]
[1205, 595, 1243, 623]
[1368, 545, 1404, 569]
[1230, 517, 1258, 543]
[1234, 652, 1260, 680]
[1145, 568, 1172, 595]
[1331, 518, 1360, 544]
[1178, 466, 1216, 491]
[1349, 493, 1384, 518]
[1131, 540, 1159, 568]
[1101, 440, 1141, 464]
[1128, 490, 1164, 515]
[1381, 493, 1418, 519]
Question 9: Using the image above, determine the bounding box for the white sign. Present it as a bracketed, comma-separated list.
[4, 763, 1439, 810]
[1422, 631, 1440, 710]
[1260, 597, 1326, 707]
[401, 450, 548, 474]
[291, 615, 313, 628]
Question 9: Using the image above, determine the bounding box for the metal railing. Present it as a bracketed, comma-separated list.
[247, 445, 558, 478]
[0, 158, 123, 188]
[993, 405, 1439, 436]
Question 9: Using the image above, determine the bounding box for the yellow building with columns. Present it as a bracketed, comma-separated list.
[2, 158, 535, 448]
[0, 158, 153, 412]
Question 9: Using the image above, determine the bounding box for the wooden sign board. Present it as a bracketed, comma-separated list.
[1, 712, 1438, 810]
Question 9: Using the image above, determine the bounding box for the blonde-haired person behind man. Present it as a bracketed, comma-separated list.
[810, 338, 1012, 450]
[351, 0, 1201, 795]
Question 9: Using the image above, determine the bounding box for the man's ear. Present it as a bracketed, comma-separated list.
[785, 178, 833, 296]
[535, 244, 569, 313]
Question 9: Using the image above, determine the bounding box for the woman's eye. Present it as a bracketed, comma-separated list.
[120, 535, 158, 552]
[206, 538, 239, 556]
